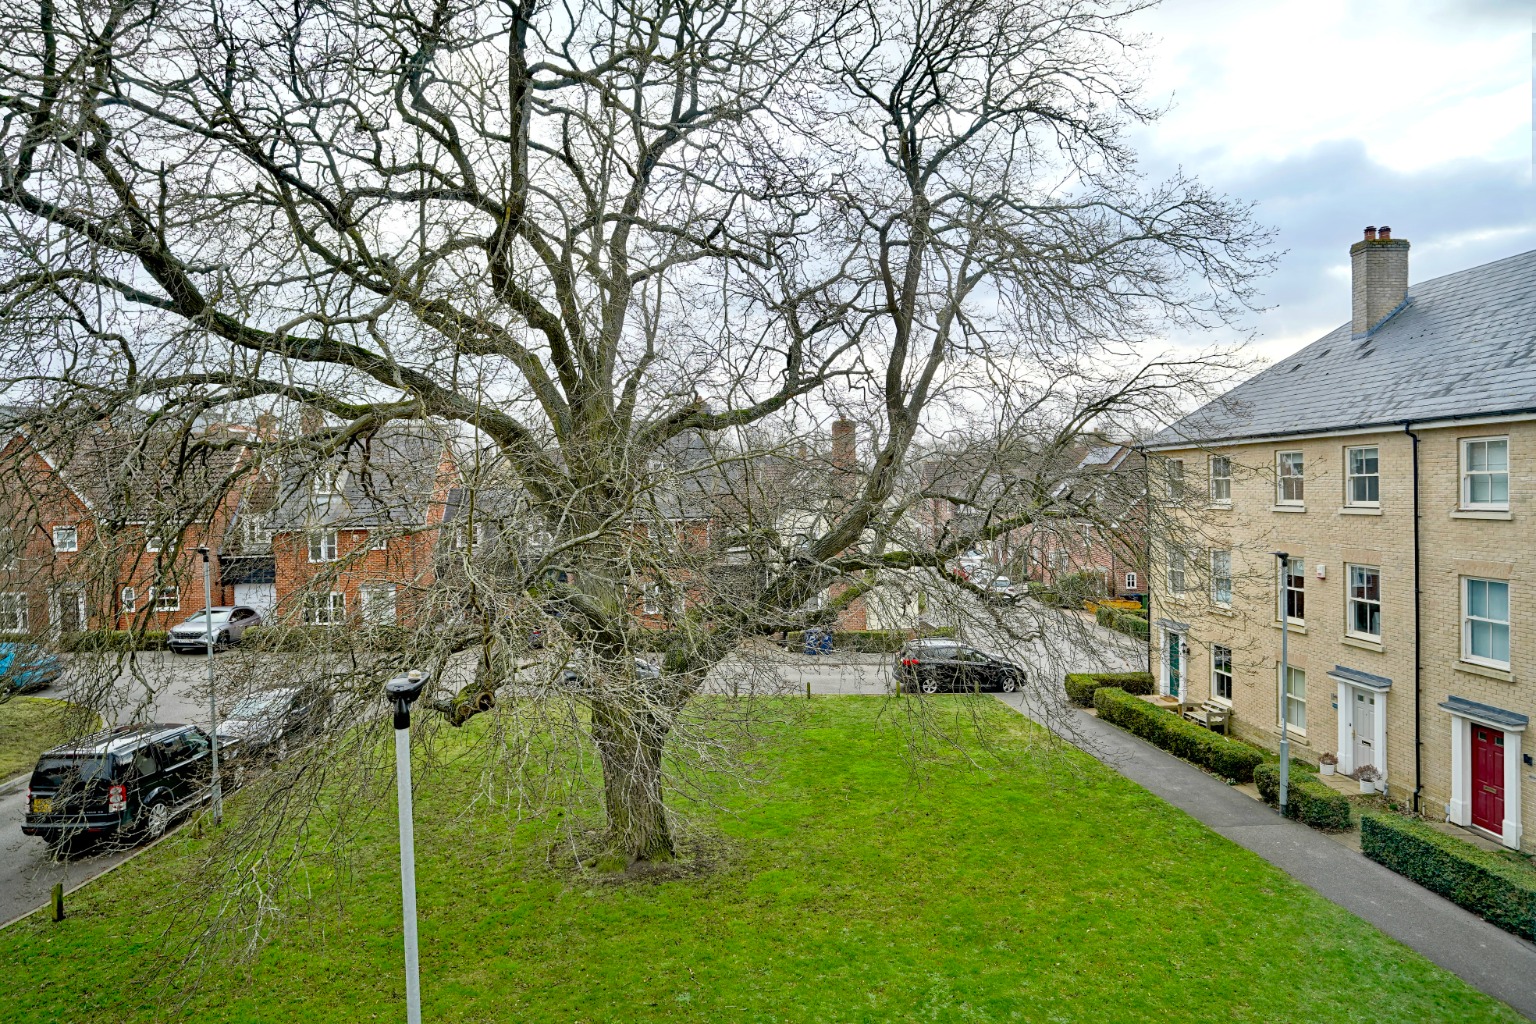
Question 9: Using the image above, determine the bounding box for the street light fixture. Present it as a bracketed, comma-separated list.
[385, 669, 429, 1024]
[1272, 551, 1291, 817]
[195, 545, 222, 824]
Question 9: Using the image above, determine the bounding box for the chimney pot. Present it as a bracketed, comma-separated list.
[1351, 224, 1409, 336]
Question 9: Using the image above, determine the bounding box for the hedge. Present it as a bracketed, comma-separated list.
[241, 625, 476, 653]
[1361, 812, 1536, 940]
[1064, 671, 1154, 708]
[785, 627, 956, 653]
[1254, 763, 1352, 831]
[1092, 686, 1265, 783]
[1094, 605, 1150, 640]
[57, 630, 169, 652]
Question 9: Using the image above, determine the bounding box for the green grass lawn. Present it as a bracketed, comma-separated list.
[0, 696, 99, 779]
[0, 698, 1520, 1023]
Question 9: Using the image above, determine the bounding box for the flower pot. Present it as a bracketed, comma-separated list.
[1376, 779, 1388, 795]
[1358, 779, 1375, 795]
[1320, 763, 1335, 776]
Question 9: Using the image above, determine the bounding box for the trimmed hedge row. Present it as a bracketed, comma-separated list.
[785, 627, 957, 653]
[1093, 605, 1150, 640]
[1254, 763, 1352, 831]
[241, 625, 477, 653]
[1362, 812, 1536, 940]
[1093, 686, 1265, 783]
[1064, 671, 1155, 708]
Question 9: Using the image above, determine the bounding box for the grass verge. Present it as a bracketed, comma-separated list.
[0, 698, 1522, 1022]
[0, 697, 100, 780]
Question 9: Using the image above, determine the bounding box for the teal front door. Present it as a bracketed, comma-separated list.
[1167, 631, 1182, 697]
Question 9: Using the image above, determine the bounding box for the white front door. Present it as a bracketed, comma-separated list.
[1352, 690, 1377, 772]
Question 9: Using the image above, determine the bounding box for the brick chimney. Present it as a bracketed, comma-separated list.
[1350, 224, 1410, 336]
[831, 417, 856, 470]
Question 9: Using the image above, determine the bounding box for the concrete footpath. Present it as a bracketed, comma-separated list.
[996, 692, 1536, 1022]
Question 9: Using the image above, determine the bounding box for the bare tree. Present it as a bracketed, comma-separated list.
[0, 0, 1270, 870]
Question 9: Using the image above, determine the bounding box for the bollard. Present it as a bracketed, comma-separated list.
[51, 882, 63, 922]
[805, 680, 811, 699]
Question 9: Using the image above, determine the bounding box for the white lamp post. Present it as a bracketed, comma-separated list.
[385, 670, 429, 1024]
[195, 546, 222, 824]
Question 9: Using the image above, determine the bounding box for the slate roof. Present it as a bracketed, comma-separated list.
[1151, 248, 1536, 446]
[268, 420, 452, 531]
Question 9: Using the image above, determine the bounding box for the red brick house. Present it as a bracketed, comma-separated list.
[0, 416, 257, 634]
[266, 421, 459, 627]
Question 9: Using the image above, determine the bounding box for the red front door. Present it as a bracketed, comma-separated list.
[1471, 727, 1505, 835]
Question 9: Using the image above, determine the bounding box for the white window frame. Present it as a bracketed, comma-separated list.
[1462, 577, 1511, 670]
[1210, 549, 1232, 608]
[0, 592, 28, 632]
[1280, 557, 1305, 625]
[0, 527, 19, 569]
[1165, 459, 1185, 502]
[1345, 445, 1380, 507]
[146, 535, 163, 553]
[1280, 665, 1307, 734]
[306, 591, 346, 626]
[360, 584, 397, 625]
[1346, 564, 1382, 640]
[311, 468, 345, 497]
[155, 586, 181, 612]
[1209, 455, 1232, 504]
[1276, 451, 1304, 506]
[369, 530, 389, 551]
[1460, 436, 1509, 511]
[642, 584, 662, 616]
[308, 530, 339, 563]
[52, 525, 78, 552]
[1211, 644, 1233, 704]
[120, 586, 137, 614]
[241, 517, 272, 549]
[1166, 549, 1186, 594]
[1124, 571, 1138, 591]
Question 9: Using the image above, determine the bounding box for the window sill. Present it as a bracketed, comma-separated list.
[1450, 509, 1512, 521]
[1338, 506, 1383, 517]
[1342, 635, 1384, 653]
[1271, 505, 1307, 514]
[1206, 502, 1233, 512]
[1208, 606, 1237, 617]
[1266, 727, 1309, 745]
[1455, 661, 1514, 684]
[1271, 621, 1308, 635]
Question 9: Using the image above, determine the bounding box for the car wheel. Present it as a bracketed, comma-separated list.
[143, 800, 172, 840]
[1001, 676, 1019, 693]
[920, 677, 940, 694]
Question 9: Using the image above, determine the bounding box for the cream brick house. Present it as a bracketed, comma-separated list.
[1145, 226, 1536, 852]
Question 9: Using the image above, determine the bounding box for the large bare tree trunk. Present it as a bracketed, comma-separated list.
[590, 698, 675, 864]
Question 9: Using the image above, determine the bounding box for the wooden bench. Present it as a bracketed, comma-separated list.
[1184, 702, 1231, 734]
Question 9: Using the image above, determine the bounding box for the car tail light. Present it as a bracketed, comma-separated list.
[107, 784, 127, 811]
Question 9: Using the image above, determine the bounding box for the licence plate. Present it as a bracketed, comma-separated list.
[32, 797, 52, 814]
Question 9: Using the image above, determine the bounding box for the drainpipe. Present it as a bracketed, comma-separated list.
[1142, 448, 1153, 678]
[1405, 422, 1423, 813]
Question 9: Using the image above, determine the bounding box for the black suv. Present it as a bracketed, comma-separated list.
[894, 639, 1027, 694]
[22, 724, 216, 846]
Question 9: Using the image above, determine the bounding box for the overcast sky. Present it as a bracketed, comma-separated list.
[1128, 0, 1534, 363]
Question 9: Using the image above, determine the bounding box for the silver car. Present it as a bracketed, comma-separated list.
[216, 685, 331, 762]
[167, 605, 263, 653]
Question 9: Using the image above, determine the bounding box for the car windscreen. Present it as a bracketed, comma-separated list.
[32, 756, 115, 788]
[228, 692, 290, 718]
[185, 610, 233, 624]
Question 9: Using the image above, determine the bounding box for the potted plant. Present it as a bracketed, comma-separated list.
[1356, 765, 1380, 794]
[1319, 752, 1338, 777]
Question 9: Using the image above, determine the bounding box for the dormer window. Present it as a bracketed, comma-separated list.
[241, 516, 273, 549]
[312, 467, 345, 497]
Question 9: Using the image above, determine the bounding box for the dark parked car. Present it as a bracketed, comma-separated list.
[216, 685, 331, 760]
[0, 642, 63, 693]
[894, 639, 1027, 694]
[167, 605, 263, 653]
[22, 724, 216, 845]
